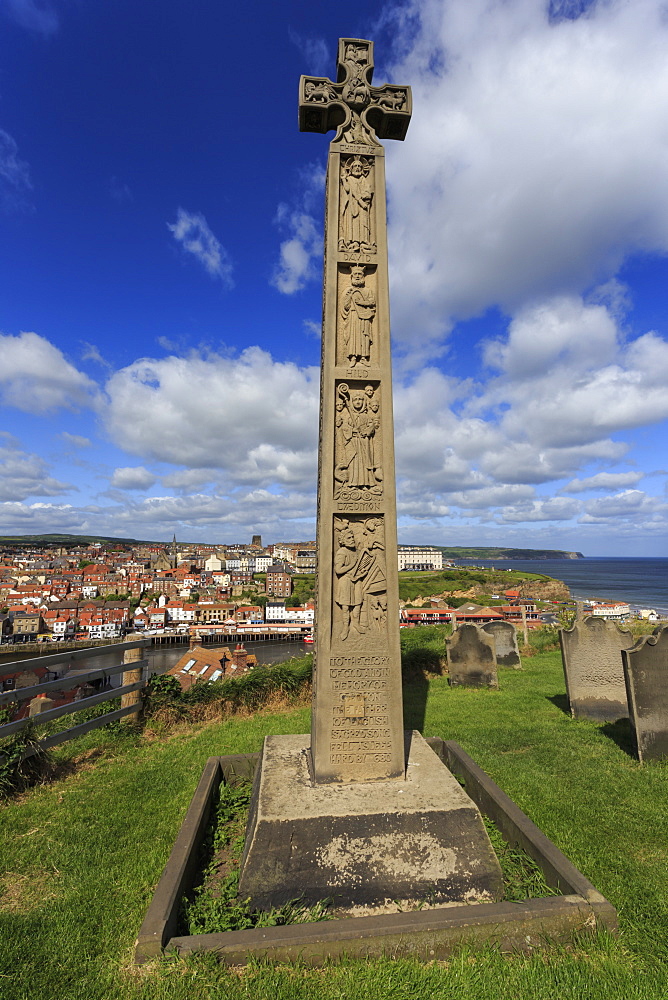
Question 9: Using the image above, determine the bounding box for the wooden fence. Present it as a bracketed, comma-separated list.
[0, 639, 157, 758]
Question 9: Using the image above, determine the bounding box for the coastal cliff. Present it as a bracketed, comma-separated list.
[438, 547, 584, 560]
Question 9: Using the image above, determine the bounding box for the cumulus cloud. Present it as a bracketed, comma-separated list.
[271, 164, 325, 294]
[0, 331, 99, 413]
[161, 469, 218, 491]
[385, 0, 668, 346]
[104, 346, 320, 484]
[167, 208, 233, 285]
[562, 471, 644, 493]
[0, 489, 319, 541]
[0, 436, 73, 500]
[481, 297, 668, 451]
[499, 498, 581, 523]
[110, 466, 158, 490]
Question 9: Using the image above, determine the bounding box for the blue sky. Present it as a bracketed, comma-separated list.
[1, 0, 668, 556]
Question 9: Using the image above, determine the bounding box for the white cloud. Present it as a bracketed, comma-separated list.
[0, 490, 319, 541]
[271, 210, 322, 295]
[0, 436, 73, 500]
[167, 208, 233, 285]
[499, 498, 581, 523]
[271, 164, 325, 295]
[385, 0, 668, 346]
[562, 471, 644, 493]
[110, 466, 158, 490]
[482, 298, 668, 451]
[0, 331, 99, 413]
[61, 433, 92, 449]
[104, 346, 320, 483]
[161, 469, 217, 491]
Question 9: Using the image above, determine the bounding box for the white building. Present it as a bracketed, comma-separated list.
[265, 601, 287, 621]
[285, 608, 314, 625]
[397, 546, 444, 571]
[591, 602, 631, 621]
[164, 601, 195, 623]
[250, 555, 272, 572]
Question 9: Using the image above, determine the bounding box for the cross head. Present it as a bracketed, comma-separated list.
[299, 38, 412, 144]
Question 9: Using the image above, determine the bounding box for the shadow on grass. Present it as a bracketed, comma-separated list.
[547, 693, 571, 716]
[600, 717, 637, 759]
[402, 671, 430, 733]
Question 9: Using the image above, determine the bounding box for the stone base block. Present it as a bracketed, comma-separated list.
[238, 731, 504, 909]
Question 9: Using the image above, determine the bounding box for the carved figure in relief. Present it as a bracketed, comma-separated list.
[342, 109, 377, 146]
[334, 384, 382, 499]
[333, 517, 387, 642]
[341, 265, 376, 365]
[365, 394, 382, 485]
[340, 157, 375, 253]
[342, 44, 370, 108]
[376, 89, 407, 111]
[334, 522, 365, 641]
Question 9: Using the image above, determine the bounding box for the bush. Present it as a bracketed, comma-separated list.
[143, 656, 314, 719]
[0, 724, 53, 800]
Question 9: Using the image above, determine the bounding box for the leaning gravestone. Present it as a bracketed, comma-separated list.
[446, 624, 499, 689]
[559, 616, 634, 722]
[238, 38, 503, 911]
[622, 624, 668, 763]
[482, 620, 521, 668]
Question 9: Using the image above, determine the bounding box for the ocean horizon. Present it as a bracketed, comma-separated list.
[454, 556, 668, 616]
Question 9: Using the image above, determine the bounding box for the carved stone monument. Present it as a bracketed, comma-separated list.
[447, 624, 499, 689]
[300, 38, 411, 783]
[559, 616, 634, 722]
[238, 38, 503, 910]
[482, 620, 521, 668]
[622, 624, 668, 762]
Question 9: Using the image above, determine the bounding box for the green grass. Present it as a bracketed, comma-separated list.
[397, 567, 546, 603]
[1, 650, 667, 998]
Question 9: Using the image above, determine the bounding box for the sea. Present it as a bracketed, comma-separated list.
[453, 557, 668, 617]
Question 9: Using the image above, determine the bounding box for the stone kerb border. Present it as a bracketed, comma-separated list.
[134, 743, 617, 966]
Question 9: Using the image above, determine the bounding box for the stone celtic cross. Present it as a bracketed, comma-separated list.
[300, 39, 412, 783]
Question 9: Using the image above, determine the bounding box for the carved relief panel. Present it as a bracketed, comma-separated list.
[339, 156, 375, 254]
[334, 381, 382, 503]
[332, 515, 387, 644]
[337, 264, 377, 371]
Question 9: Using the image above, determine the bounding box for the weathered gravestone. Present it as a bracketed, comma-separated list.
[622, 624, 668, 763]
[446, 624, 499, 689]
[559, 616, 634, 722]
[482, 620, 521, 668]
[238, 38, 503, 910]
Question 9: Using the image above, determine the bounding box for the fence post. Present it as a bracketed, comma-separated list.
[121, 637, 145, 725]
[522, 605, 528, 646]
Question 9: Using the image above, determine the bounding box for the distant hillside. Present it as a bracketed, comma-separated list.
[0, 533, 149, 547]
[434, 546, 584, 560]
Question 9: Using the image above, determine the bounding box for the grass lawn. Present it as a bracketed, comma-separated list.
[1, 649, 667, 999]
